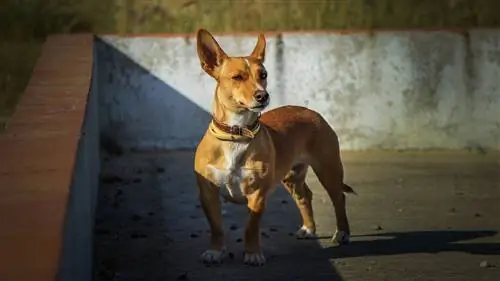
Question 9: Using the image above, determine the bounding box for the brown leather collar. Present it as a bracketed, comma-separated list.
[211, 117, 260, 138]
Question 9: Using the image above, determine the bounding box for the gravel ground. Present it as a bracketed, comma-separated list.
[94, 150, 500, 281]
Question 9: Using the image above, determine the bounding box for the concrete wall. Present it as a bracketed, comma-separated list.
[58, 50, 101, 281]
[97, 30, 500, 151]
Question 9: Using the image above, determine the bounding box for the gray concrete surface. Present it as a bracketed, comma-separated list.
[93, 150, 500, 281]
[96, 30, 500, 151]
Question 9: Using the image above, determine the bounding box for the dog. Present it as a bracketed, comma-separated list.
[193, 28, 355, 266]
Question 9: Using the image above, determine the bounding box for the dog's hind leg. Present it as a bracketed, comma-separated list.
[311, 158, 351, 246]
[282, 164, 316, 239]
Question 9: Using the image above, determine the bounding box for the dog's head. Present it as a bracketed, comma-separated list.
[196, 29, 269, 113]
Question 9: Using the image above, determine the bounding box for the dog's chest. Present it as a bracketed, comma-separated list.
[206, 143, 263, 199]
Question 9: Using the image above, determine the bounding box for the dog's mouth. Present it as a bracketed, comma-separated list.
[237, 99, 270, 112]
[249, 100, 270, 112]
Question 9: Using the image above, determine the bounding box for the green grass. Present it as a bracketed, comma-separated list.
[0, 0, 113, 130]
[2, 0, 500, 130]
[0, 41, 41, 130]
[117, 0, 500, 33]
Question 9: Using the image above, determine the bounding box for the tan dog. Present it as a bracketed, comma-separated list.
[194, 29, 355, 266]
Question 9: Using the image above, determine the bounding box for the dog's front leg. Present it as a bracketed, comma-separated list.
[244, 189, 266, 266]
[196, 175, 226, 265]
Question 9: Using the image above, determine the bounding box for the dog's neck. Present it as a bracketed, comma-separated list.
[212, 92, 259, 128]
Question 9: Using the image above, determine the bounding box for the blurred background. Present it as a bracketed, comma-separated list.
[1, 0, 500, 128]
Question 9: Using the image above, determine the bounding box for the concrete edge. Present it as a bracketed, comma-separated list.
[0, 34, 95, 281]
[95, 27, 500, 38]
[57, 35, 100, 281]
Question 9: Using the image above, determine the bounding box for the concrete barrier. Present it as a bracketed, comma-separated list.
[0, 35, 97, 281]
[58, 46, 100, 281]
[98, 30, 500, 151]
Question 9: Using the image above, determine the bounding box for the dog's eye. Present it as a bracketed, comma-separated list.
[232, 74, 244, 81]
[259, 72, 267, 80]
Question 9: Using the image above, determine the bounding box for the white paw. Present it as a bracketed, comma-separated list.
[296, 225, 316, 239]
[244, 252, 266, 266]
[200, 248, 227, 265]
[331, 230, 350, 246]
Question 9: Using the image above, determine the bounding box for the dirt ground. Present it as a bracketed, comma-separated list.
[93, 150, 500, 281]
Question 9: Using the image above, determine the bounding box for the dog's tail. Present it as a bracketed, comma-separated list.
[343, 183, 357, 195]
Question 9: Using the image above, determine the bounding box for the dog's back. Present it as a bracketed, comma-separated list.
[260, 105, 340, 162]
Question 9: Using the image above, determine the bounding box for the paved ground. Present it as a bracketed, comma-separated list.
[94, 150, 500, 281]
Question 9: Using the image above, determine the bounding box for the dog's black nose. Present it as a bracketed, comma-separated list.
[254, 90, 269, 103]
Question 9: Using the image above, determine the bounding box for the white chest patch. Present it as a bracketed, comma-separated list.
[206, 112, 265, 200]
[206, 143, 256, 200]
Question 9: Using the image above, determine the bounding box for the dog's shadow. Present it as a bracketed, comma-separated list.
[313, 229, 499, 259]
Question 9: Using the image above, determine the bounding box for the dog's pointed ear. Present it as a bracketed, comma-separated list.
[250, 33, 266, 62]
[196, 28, 228, 78]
